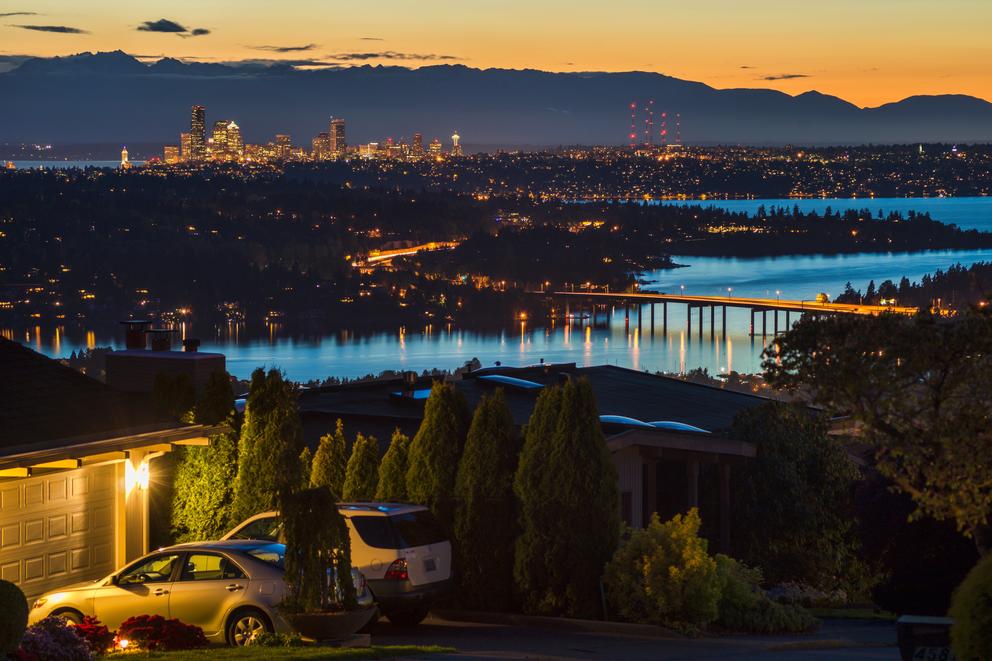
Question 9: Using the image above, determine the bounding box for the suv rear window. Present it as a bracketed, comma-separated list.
[350, 511, 447, 549]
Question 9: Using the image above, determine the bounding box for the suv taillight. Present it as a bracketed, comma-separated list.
[384, 558, 409, 581]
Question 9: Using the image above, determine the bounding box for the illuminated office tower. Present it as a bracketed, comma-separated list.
[429, 138, 443, 157]
[275, 134, 293, 160]
[120, 146, 132, 170]
[312, 132, 330, 160]
[329, 118, 346, 157]
[412, 133, 424, 157]
[226, 122, 244, 160]
[451, 131, 462, 157]
[179, 132, 191, 161]
[190, 105, 206, 160]
[163, 145, 180, 164]
[211, 120, 231, 161]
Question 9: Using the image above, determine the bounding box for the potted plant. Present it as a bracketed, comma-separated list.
[280, 485, 375, 640]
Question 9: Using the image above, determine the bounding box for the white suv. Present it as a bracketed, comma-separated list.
[224, 503, 453, 625]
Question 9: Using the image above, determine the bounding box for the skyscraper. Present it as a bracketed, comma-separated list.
[179, 132, 191, 161]
[120, 146, 131, 170]
[227, 121, 244, 161]
[275, 134, 293, 160]
[163, 145, 180, 164]
[190, 105, 206, 161]
[312, 132, 330, 160]
[211, 120, 230, 161]
[330, 118, 346, 157]
[429, 138, 443, 157]
[412, 133, 424, 157]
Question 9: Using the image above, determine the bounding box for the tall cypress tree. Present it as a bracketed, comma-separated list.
[376, 429, 411, 502]
[310, 419, 348, 496]
[454, 389, 519, 611]
[232, 369, 302, 521]
[171, 370, 239, 541]
[342, 433, 379, 501]
[406, 382, 470, 524]
[514, 378, 619, 618]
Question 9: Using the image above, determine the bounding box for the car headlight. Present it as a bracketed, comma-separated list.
[32, 598, 47, 610]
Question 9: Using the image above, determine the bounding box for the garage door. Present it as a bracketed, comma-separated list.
[0, 463, 117, 600]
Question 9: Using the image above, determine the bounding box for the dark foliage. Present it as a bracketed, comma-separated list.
[116, 615, 209, 651]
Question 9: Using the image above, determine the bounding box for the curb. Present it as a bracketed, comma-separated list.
[432, 609, 682, 639]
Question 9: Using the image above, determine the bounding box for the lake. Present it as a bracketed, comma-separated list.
[12, 197, 992, 381]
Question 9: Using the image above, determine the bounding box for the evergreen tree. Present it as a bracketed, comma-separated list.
[514, 378, 619, 618]
[454, 389, 519, 610]
[170, 370, 239, 541]
[406, 382, 470, 523]
[231, 368, 302, 521]
[376, 429, 411, 502]
[299, 447, 313, 490]
[193, 370, 234, 425]
[342, 433, 379, 501]
[310, 419, 348, 496]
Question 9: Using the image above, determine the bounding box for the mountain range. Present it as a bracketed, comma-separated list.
[2, 51, 991, 147]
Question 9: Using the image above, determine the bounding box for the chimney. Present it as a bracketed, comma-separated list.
[147, 329, 176, 352]
[182, 338, 201, 353]
[119, 320, 152, 350]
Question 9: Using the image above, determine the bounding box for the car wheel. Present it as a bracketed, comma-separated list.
[386, 606, 429, 626]
[52, 609, 83, 625]
[226, 608, 271, 646]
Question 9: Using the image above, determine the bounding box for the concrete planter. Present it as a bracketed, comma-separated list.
[287, 608, 376, 641]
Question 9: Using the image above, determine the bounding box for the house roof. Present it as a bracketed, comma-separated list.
[0, 338, 176, 454]
[299, 363, 769, 439]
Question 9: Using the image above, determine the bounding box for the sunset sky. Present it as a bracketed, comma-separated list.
[2, 0, 990, 107]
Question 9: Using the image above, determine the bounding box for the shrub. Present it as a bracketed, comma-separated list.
[375, 429, 411, 502]
[116, 615, 208, 651]
[950, 554, 992, 661]
[454, 389, 520, 611]
[406, 382, 470, 524]
[0, 579, 28, 657]
[310, 420, 348, 496]
[281, 486, 358, 613]
[515, 379, 619, 619]
[247, 632, 305, 647]
[342, 433, 379, 501]
[72, 617, 114, 655]
[604, 509, 719, 627]
[16, 617, 92, 660]
[714, 556, 818, 634]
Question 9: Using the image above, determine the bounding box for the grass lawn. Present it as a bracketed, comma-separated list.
[136, 645, 455, 660]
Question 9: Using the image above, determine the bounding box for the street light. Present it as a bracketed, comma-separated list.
[775, 289, 781, 302]
[727, 287, 733, 298]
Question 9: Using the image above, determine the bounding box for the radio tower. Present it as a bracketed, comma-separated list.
[675, 113, 682, 146]
[629, 101, 638, 149]
[659, 111, 668, 147]
[644, 100, 655, 147]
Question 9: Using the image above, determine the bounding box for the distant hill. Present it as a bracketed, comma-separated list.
[2, 51, 991, 147]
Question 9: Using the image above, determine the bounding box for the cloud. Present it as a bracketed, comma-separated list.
[136, 18, 210, 37]
[253, 43, 318, 53]
[0, 11, 38, 17]
[739, 65, 754, 69]
[10, 24, 87, 34]
[359, 37, 384, 41]
[137, 18, 187, 33]
[761, 73, 810, 81]
[327, 51, 462, 61]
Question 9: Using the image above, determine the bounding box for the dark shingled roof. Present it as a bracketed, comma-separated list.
[0, 338, 172, 452]
[299, 363, 768, 448]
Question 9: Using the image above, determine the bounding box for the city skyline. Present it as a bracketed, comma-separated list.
[1, 0, 991, 107]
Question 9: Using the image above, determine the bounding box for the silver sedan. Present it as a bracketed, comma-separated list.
[28, 539, 372, 646]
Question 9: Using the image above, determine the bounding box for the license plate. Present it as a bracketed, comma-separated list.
[913, 647, 954, 661]
[424, 559, 437, 572]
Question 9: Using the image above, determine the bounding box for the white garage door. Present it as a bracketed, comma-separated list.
[0, 463, 118, 601]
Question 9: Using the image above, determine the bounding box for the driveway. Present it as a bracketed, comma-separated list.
[368, 615, 899, 660]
